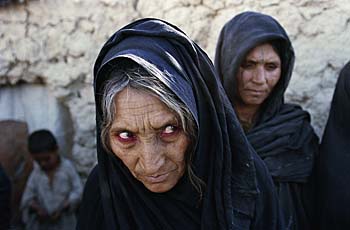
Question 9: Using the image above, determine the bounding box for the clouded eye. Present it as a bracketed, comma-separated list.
[117, 131, 137, 143]
[160, 125, 179, 138]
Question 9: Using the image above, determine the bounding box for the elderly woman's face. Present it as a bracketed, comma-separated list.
[236, 43, 281, 107]
[109, 87, 190, 193]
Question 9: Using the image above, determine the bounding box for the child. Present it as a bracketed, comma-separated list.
[21, 129, 82, 230]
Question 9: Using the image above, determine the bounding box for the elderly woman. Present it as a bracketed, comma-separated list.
[215, 12, 319, 229]
[77, 18, 283, 229]
[317, 61, 350, 229]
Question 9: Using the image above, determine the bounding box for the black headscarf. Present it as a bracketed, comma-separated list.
[317, 61, 350, 228]
[215, 12, 319, 229]
[77, 18, 282, 229]
[0, 164, 11, 230]
[215, 11, 295, 125]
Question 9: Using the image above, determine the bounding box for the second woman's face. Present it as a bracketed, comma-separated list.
[109, 87, 190, 193]
[236, 43, 281, 107]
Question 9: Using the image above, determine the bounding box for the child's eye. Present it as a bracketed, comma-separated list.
[160, 125, 179, 138]
[117, 131, 137, 143]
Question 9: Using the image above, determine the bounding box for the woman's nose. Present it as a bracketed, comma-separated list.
[139, 141, 165, 174]
[252, 66, 266, 84]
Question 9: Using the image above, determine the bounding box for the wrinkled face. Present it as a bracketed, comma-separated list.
[32, 151, 59, 172]
[236, 43, 281, 108]
[109, 88, 190, 193]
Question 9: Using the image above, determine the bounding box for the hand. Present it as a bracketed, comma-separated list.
[62, 200, 70, 211]
[30, 200, 48, 222]
[36, 207, 49, 222]
[50, 199, 70, 222]
[50, 210, 61, 222]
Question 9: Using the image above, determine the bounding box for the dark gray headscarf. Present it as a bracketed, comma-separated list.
[215, 11, 294, 124]
[215, 12, 319, 229]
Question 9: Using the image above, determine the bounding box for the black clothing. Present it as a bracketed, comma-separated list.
[317, 61, 350, 229]
[77, 18, 283, 230]
[215, 12, 319, 229]
[0, 164, 11, 230]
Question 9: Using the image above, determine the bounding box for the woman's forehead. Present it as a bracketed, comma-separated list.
[112, 88, 179, 130]
[114, 88, 168, 111]
[245, 44, 280, 61]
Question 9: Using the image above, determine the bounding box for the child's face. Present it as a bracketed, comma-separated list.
[32, 151, 59, 171]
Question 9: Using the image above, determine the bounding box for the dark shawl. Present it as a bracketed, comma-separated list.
[317, 61, 350, 229]
[77, 18, 282, 230]
[215, 12, 319, 229]
[0, 164, 11, 230]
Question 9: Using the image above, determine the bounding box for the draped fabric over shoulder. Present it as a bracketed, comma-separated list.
[0, 164, 11, 230]
[215, 12, 319, 229]
[317, 61, 350, 229]
[77, 18, 282, 229]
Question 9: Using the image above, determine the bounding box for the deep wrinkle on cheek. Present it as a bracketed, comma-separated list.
[111, 142, 138, 171]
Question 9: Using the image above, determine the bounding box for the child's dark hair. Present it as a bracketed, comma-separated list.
[28, 129, 58, 154]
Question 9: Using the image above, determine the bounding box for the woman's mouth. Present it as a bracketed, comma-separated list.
[246, 89, 266, 95]
[144, 172, 171, 184]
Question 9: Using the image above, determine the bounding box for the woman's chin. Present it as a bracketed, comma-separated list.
[143, 181, 176, 193]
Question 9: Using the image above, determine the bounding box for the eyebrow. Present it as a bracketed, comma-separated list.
[243, 58, 281, 65]
[246, 56, 280, 61]
[110, 114, 180, 133]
